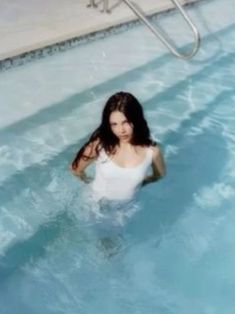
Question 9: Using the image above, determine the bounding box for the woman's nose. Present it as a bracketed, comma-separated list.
[120, 125, 125, 133]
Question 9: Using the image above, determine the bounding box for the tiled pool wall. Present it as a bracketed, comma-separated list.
[0, 0, 204, 72]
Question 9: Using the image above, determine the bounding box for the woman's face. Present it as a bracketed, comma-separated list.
[109, 111, 133, 142]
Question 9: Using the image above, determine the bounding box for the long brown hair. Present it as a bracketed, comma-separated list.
[71, 91, 156, 169]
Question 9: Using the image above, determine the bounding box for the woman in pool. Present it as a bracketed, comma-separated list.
[70, 91, 166, 202]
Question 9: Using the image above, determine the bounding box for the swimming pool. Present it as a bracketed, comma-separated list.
[0, 0, 234, 313]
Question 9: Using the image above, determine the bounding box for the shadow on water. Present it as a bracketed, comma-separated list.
[0, 196, 132, 284]
[0, 211, 75, 283]
[127, 90, 234, 241]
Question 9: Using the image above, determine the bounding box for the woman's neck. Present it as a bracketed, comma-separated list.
[118, 141, 133, 150]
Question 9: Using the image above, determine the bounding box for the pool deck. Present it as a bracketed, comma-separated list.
[0, 0, 199, 61]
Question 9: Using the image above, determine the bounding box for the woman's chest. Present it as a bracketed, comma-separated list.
[110, 151, 146, 168]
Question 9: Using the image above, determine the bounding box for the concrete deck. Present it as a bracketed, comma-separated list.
[0, 0, 198, 61]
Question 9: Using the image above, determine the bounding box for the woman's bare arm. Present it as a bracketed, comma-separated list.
[142, 145, 166, 186]
[70, 139, 100, 183]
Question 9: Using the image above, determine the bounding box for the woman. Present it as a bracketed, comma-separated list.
[70, 91, 166, 202]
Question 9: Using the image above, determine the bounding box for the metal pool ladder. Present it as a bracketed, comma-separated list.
[87, 0, 200, 60]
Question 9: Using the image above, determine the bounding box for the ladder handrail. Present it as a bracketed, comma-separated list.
[122, 0, 200, 60]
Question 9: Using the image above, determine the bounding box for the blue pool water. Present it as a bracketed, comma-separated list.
[0, 0, 234, 313]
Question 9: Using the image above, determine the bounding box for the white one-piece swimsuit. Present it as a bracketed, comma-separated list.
[90, 147, 153, 201]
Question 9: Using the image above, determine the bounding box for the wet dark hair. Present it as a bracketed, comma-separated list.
[71, 91, 156, 169]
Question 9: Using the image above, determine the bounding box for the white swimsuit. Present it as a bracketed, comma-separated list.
[90, 147, 153, 201]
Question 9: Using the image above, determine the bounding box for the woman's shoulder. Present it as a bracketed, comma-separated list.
[148, 143, 161, 157]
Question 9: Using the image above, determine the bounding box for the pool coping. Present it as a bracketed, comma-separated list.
[0, 0, 201, 72]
